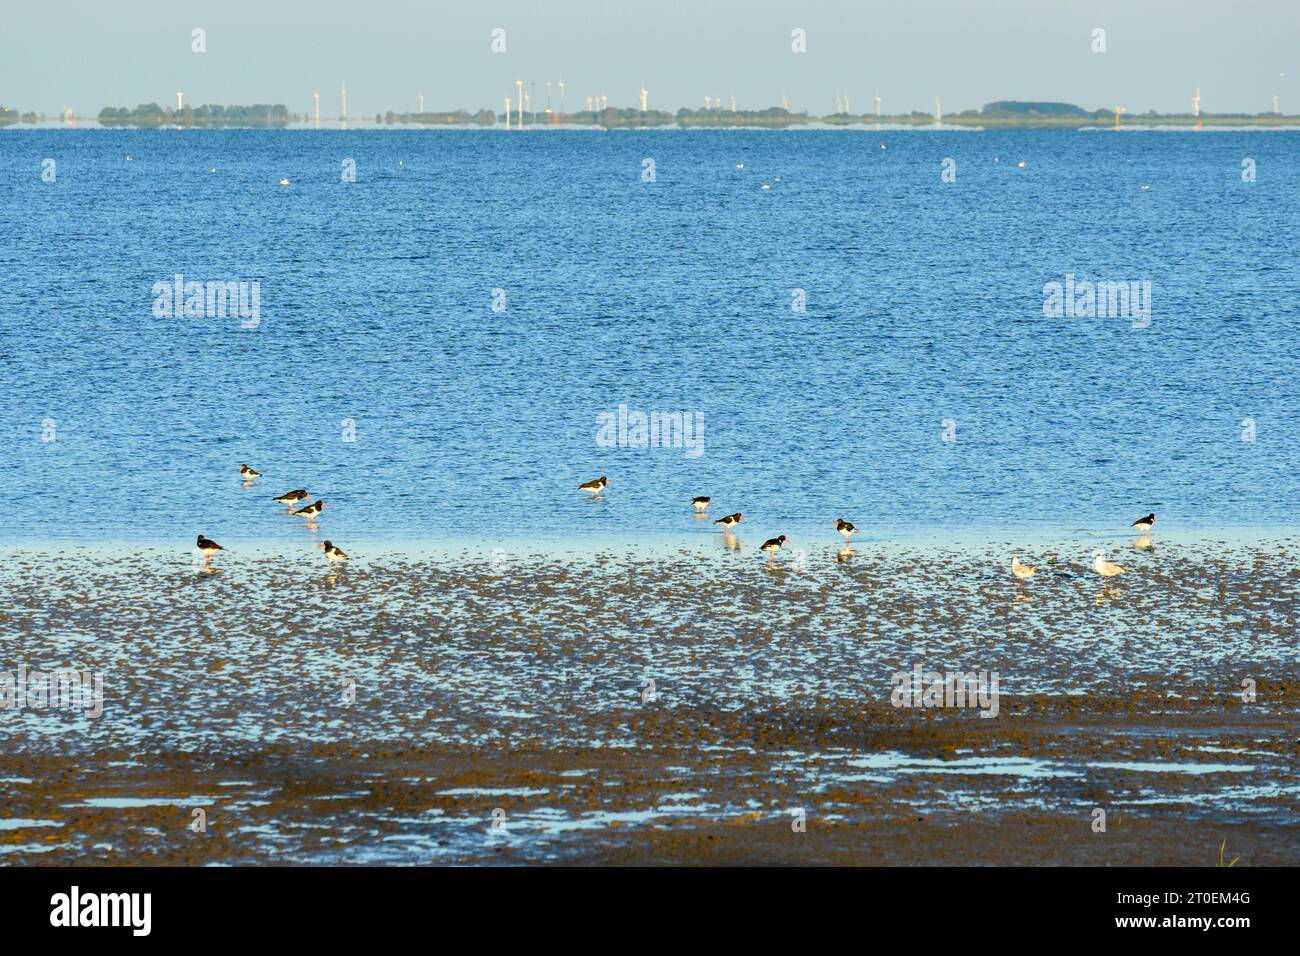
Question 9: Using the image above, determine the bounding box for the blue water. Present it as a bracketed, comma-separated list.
[2, 129, 1297, 544]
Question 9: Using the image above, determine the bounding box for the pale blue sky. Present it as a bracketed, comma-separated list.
[2, 0, 1295, 116]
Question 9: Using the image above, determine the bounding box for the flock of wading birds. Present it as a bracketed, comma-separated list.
[580, 476, 1157, 579]
[193, 468, 1156, 579]
[193, 464, 345, 569]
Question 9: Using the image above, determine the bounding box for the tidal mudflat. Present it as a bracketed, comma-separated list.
[1, 535, 1296, 865]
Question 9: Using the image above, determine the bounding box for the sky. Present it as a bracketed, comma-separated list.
[1, 0, 1295, 117]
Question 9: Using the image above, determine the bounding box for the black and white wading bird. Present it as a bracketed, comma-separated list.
[579, 476, 608, 493]
[1131, 513, 1156, 534]
[760, 535, 788, 562]
[320, 540, 348, 562]
[292, 499, 325, 519]
[240, 464, 262, 480]
[273, 489, 310, 506]
[836, 518, 857, 542]
[692, 496, 711, 511]
[714, 512, 743, 531]
[196, 534, 223, 563]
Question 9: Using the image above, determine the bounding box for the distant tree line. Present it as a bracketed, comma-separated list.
[7, 98, 1278, 130]
[676, 106, 807, 128]
[386, 109, 496, 126]
[97, 104, 291, 128]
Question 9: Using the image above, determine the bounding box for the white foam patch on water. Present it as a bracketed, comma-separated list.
[0, 843, 62, 854]
[74, 796, 217, 808]
[1089, 760, 1256, 774]
[0, 818, 64, 830]
[844, 752, 1082, 778]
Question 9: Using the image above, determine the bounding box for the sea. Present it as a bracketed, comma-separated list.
[2, 127, 1297, 548]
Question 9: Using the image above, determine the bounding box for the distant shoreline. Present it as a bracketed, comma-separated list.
[5, 99, 1298, 132]
[5, 119, 1300, 132]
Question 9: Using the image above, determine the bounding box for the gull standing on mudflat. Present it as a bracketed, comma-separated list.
[1093, 550, 1127, 577]
[1011, 557, 1036, 580]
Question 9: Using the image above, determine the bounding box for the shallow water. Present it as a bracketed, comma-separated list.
[1, 536, 1294, 756]
[2, 129, 1299, 544]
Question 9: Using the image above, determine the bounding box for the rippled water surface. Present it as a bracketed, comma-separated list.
[2, 129, 1298, 544]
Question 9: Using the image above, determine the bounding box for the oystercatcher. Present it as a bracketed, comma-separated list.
[196, 534, 223, 562]
[579, 476, 608, 493]
[836, 518, 857, 541]
[760, 535, 788, 560]
[1011, 557, 1036, 580]
[240, 464, 262, 480]
[692, 496, 711, 511]
[1131, 513, 1156, 534]
[273, 489, 309, 505]
[1092, 550, 1127, 578]
[293, 499, 325, 519]
[714, 512, 743, 531]
[321, 540, 348, 562]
